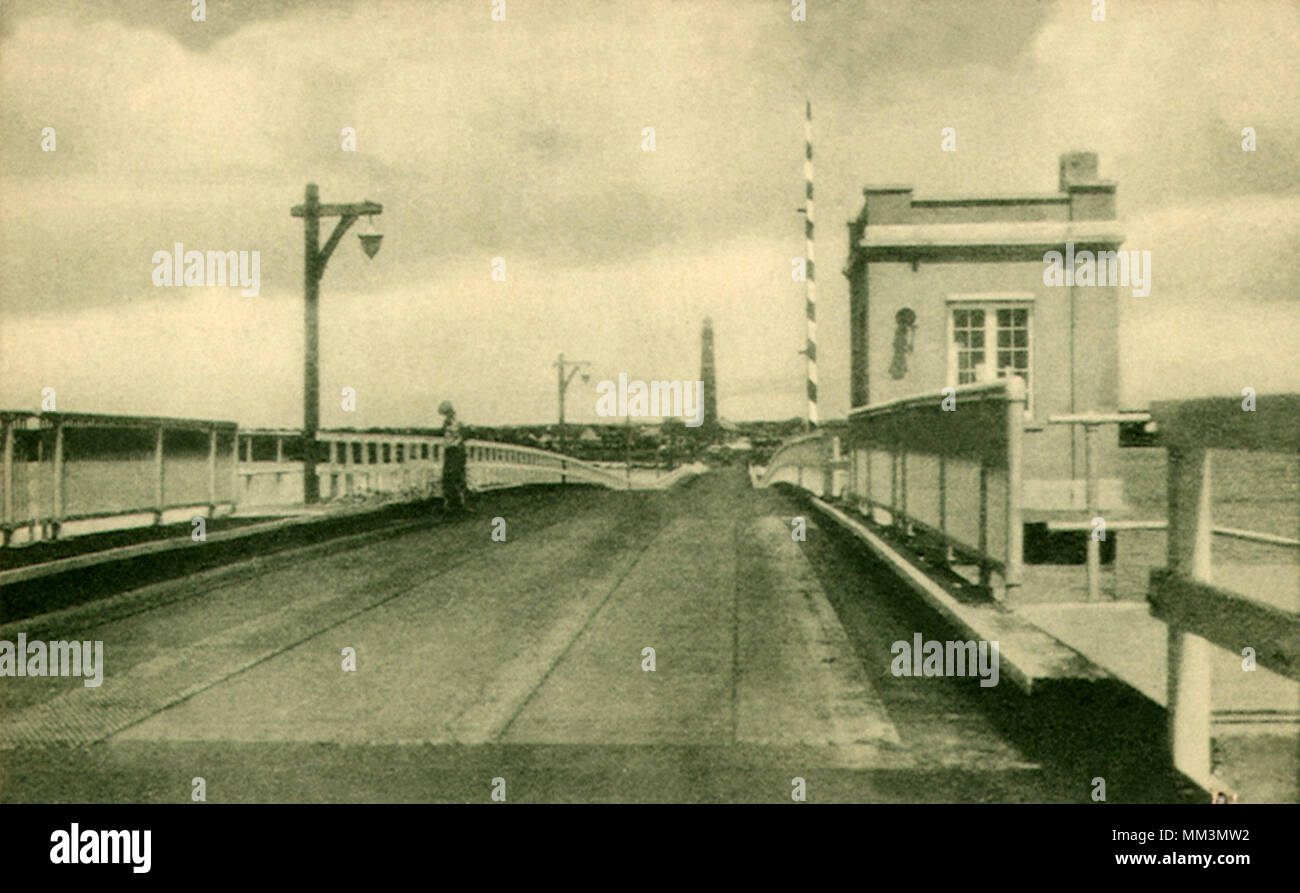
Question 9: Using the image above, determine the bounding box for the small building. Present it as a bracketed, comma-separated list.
[844, 151, 1126, 515]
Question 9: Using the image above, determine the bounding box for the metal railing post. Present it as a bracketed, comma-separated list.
[899, 450, 909, 535]
[154, 423, 165, 525]
[2, 417, 13, 547]
[232, 431, 243, 510]
[1004, 385, 1024, 604]
[51, 415, 65, 540]
[939, 453, 953, 564]
[864, 448, 872, 518]
[889, 451, 899, 531]
[978, 462, 990, 591]
[848, 445, 857, 499]
[207, 424, 218, 517]
[824, 435, 838, 497]
[1166, 445, 1213, 785]
[1084, 422, 1101, 601]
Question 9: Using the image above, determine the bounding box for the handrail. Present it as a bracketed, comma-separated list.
[2, 410, 238, 546]
[1143, 393, 1300, 797]
[755, 431, 831, 491]
[760, 379, 1027, 603]
[847, 378, 1026, 603]
[2, 415, 639, 546]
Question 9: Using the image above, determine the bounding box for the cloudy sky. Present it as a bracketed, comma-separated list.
[2, 0, 1297, 429]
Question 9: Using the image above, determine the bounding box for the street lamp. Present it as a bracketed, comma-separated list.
[554, 352, 590, 457]
[290, 182, 383, 503]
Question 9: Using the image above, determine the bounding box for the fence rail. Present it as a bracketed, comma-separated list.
[2, 414, 635, 546]
[233, 431, 629, 506]
[755, 379, 1027, 601]
[2, 411, 238, 546]
[1144, 395, 1300, 796]
[846, 378, 1025, 602]
[753, 432, 836, 494]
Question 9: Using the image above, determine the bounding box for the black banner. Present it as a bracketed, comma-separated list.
[4, 804, 1288, 880]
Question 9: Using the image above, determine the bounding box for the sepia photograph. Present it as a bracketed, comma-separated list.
[1, 0, 1297, 871]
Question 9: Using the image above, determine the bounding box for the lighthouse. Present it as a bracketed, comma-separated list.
[700, 317, 719, 442]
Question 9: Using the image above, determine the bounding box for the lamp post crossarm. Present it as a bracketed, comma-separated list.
[291, 201, 383, 218]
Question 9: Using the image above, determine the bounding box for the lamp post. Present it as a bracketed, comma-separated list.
[290, 183, 383, 503]
[553, 352, 590, 457]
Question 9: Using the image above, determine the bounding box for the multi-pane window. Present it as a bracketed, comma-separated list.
[949, 303, 1032, 409]
[952, 308, 986, 385]
[994, 307, 1030, 393]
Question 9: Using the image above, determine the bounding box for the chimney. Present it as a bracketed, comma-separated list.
[1059, 151, 1115, 220]
[1059, 151, 1099, 191]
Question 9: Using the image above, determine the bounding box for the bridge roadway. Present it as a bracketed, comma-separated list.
[0, 468, 1071, 802]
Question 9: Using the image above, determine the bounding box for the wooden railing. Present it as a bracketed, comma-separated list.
[1, 414, 636, 546]
[755, 379, 1027, 602]
[846, 378, 1026, 602]
[1, 411, 238, 546]
[1144, 394, 1300, 797]
[234, 430, 631, 507]
[753, 432, 839, 496]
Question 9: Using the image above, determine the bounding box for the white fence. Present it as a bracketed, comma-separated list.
[234, 430, 631, 508]
[757, 380, 1027, 602]
[1, 414, 639, 545]
[2, 411, 238, 546]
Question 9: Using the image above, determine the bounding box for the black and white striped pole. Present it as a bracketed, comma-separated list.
[797, 100, 818, 430]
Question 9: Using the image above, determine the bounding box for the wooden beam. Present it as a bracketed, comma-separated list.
[1151, 394, 1300, 452]
[1164, 446, 1213, 783]
[1149, 568, 1299, 682]
[290, 201, 383, 218]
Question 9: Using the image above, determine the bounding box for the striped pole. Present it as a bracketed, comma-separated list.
[803, 99, 819, 428]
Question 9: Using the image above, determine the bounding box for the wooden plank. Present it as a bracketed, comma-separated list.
[1164, 446, 1214, 783]
[1151, 394, 1300, 452]
[1149, 568, 1300, 682]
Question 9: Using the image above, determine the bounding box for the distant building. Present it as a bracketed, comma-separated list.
[844, 151, 1125, 514]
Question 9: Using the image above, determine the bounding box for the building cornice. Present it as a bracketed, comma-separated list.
[859, 220, 1124, 249]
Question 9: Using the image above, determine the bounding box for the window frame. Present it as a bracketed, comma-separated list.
[945, 293, 1035, 417]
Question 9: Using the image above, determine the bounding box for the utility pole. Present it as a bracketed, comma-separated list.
[553, 352, 590, 457]
[290, 183, 382, 503]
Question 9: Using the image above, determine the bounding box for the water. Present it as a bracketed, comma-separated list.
[1119, 448, 1299, 610]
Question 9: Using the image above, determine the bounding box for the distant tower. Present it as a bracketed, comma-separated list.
[700, 317, 719, 439]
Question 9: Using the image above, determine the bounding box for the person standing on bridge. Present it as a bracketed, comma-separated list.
[438, 400, 469, 513]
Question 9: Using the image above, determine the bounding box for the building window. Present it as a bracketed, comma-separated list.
[948, 302, 1032, 412]
[951, 307, 987, 385]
